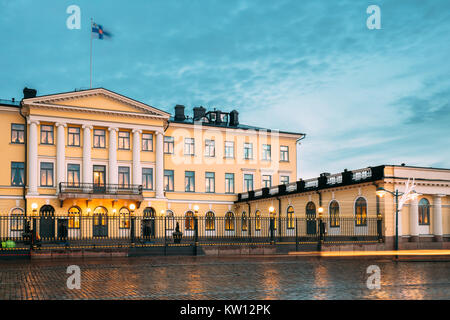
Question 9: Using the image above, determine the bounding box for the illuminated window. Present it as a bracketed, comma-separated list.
[68, 206, 81, 229]
[40, 162, 54, 187]
[93, 129, 106, 148]
[68, 127, 80, 146]
[142, 133, 153, 151]
[10, 208, 24, 232]
[119, 207, 130, 229]
[118, 131, 130, 150]
[255, 210, 261, 231]
[355, 197, 367, 226]
[419, 198, 430, 225]
[164, 136, 174, 154]
[142, 168, 153, 190]
[67, 164, 80, 187]
[329, 201, 340, 227]
[11, 162, 24, 186]
[205, 211, 215, 231]
[40, 124, 54, 144]
[241, 211, 248, 231]
[164, 170, 174, 191]
[185, 171, 195, 192]
[185, 211, 194, 230]
[225, 212, 235, 231]
[11, 124, 24, 144]
[287, 206, 295, 229]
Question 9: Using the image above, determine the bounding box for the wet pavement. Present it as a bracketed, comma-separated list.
[0, 255, 448, 299]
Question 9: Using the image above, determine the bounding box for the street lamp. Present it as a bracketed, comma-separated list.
[31, 203, 38, 216]
[376, 179, 420, 252]
[269, 206, 275, 244]
[129, 203, 136, 214]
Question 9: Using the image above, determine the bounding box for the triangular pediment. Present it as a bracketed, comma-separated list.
[22, 88, 170, 118]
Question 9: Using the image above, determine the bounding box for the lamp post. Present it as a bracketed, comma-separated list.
[269, 206, 275, 245]
[318, 207, 324, 246]
[129, 203, 136, 245]
[31, 203, 38, 248]
[193, 205, 199, 255]
[161, 209, 166, 254]
[376, 179, 419, 252]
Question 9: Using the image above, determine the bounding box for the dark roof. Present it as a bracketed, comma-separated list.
[0, 99, 20, 107]
[169, 116, 305, 136]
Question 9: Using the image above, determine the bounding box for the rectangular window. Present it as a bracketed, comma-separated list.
[67, 127, 80, 146]
[40, 125, 54, 144]
[11, 162, 24, 186]
[205, 172, 215, 193]
[262, 175, 272, 188]
[164, 170, 174, 191]
[142, 133, 153, 151]
[280, 146, 289, 162]
[244, 142, 253, 159]
[185, 171, 195, 192]
[40, 162, 54, 187]
[164, 136, 174, 154]
[142, 168, 153, 190]
[118, 166, 130, 187]
[225, 173, 235, 194]
[205, 139, 215, 157]
[67, 164, 80, 187]
[184, 138, 195, 155]
[224, 141, 234, 158]
[262, 144, 271, 160]
[118, 131, 130, 150]
[11, 124, 25, 144]
[93, 129, 106, 148]
[244, 174, 254, 192]
[280, 176, 290, 185]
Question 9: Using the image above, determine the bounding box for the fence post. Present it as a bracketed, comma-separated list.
[194, 215, 199, 256]
[270, 217, 275, 245]
[295, 218, 298, 251]
[164, 216, 167, 256]
[377, 213, 383, 242]
[130, 216, 136, 245]
[318, 216, 324, 251]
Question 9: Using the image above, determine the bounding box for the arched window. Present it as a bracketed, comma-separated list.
[68, 206, 81, 229]
[287, 206, 295, 229]
[143, 207, 156, 218]
[205, 211, 215, 231]
[119, 207, 130, 229]
[306, 202, 316, 218]
[355, 197, 367, 226]
[241, 211, 248, 231]
[419, 198, 430, 225]
[225, 212, 235, 231]
[10, 208, 24, 232]
[329, 201, 340, 227]
[166, 210, 174, 230]
[185, 211, 194, 230]
[40, 205, 55, 216]
[255, 210, 261, 231]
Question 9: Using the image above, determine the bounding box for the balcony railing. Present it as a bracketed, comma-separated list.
[59, 182, 143, 196]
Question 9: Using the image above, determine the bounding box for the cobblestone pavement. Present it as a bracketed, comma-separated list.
[0, 255, 449, 299]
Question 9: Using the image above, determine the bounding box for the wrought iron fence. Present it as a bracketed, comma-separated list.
[58, 182, 142, 195]
[0, 215, 383, 248]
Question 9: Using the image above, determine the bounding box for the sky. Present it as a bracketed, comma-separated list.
[1, 0, 449, 179]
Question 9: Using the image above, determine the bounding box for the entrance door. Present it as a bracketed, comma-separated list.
[93, 165, 106, 193]
[142, 207, 155, 239]
[93, 207, 108, 237]
[39, 205, 55, 240]
[306, 202, 317, 235]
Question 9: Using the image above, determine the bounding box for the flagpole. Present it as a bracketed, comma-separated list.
[90, 18, 93, 89]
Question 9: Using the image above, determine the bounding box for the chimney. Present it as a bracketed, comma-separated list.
[193, 106, 206, 120]
[23, 87, 37, 99]
[229, 110, 239, 126]
[174, 105, 185, 121]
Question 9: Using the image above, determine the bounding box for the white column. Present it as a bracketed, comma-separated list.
[132, 129, 142, 186]
[27, 119, 39, 195]
[433, 195, 444, 241]
[409, 198, 419, 241]
[56, 122, 66, 192]
[155, 130, 164, 198]
[108, 127, 118, 185]
[82, 125, 93, 186]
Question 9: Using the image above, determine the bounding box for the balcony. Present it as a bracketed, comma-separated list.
[58, 182, 143, 201]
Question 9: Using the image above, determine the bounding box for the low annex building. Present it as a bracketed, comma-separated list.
[235, 165, 450, 249]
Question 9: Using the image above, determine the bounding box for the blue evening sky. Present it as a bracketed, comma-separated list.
[1, 0, 449, 179]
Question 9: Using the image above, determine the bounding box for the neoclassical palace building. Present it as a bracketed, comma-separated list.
[0, 87, 303, 227]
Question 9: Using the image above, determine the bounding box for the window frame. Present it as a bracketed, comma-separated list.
[244, 173, 254, 192]
[262, 144, 271, 161]
[11, 162, 25, 186]
[243, 142, 253, 160]
[329, 200, 340, 228]
[118, 166, 130, 188]
[184, 138, 195, 156]
[205, 172, 215, 193]
[280, 145, 289, 162]
[287, 206, 295, 229]
[40, 162, 54, 187]
[142, 167, 154, 190]
[418, 198, 430, 226]
[164, 136, 174, 154]
[142, 133, 153, 152]
[354, 197, 368, 226]
[204, 139, 215, 157]
[93, 129, 106, 148]
[185, 171, 195, 192]
[67, 126, 81, 147]
[224, 141, 235, 158]
[11, 123, 25, 144]
[118, 131, 131, 150]
[164, 170, 174, 191]
[40, 124, 54, 145]
[67, 163, 81, 187]
[262, 174, 272, 188]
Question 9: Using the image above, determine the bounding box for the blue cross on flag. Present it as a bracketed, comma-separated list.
[92, 23, 112, 39]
